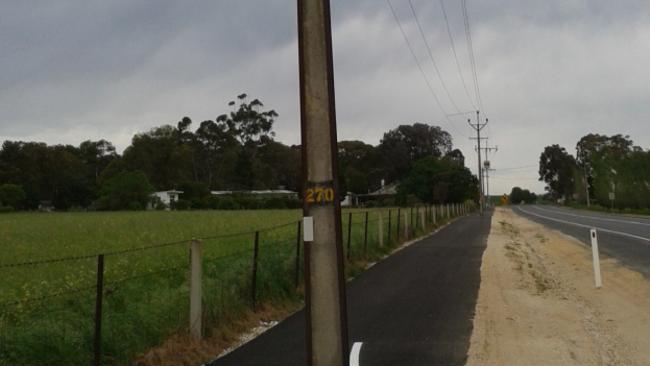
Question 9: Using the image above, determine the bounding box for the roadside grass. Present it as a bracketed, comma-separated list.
[0, 207, 453, 365]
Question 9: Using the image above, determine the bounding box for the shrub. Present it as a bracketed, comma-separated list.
[0, 184, 26, 210]
[0, 206, 15, 213]
[173, 199, 191, 210]
[95, 171, 153, 210]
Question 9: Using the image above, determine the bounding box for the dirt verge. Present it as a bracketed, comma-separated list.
[466, 207, 650, 366]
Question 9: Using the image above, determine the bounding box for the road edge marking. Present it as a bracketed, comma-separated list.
[533, 205, 650, 226]
[350, 342, 363, 366]
[515, 207, 650, 244]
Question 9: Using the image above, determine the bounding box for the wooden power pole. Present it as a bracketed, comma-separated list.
[297, 1, 349, 365]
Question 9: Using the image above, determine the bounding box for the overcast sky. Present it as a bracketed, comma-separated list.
[2, 0, 650, 195]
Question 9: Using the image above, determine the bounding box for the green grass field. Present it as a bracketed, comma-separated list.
[0, 207, 455, 365]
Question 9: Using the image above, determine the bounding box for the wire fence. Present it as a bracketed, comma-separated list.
[0, 203, 473, 365]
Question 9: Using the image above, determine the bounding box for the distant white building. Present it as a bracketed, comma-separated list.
[210, 190, 298, 199]
[149, 190, 183, 209]
[341, 192, 358, 207]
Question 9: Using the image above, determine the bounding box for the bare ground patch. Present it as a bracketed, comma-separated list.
[466, 207, 650, 366]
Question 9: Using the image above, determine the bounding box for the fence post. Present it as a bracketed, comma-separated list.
[295, 221, 302, 287]
[404, 208, 410, 239]
[410, 207, 415, 235]
[93, 254, 105, 366]
[251, 231, 260, 309]
[420, 207, 426, 230]
[433, 205, 437, 226]
[387, 209, 392, 245]
[396, 208, 401, 242]
[189, 239, 202, 340]
[347, 212, 352, 260]
[363, 211, 369, 254]
[378, 211, 384, 247]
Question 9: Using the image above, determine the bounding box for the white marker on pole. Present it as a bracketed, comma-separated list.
[303, 216, 314, 242]
[590, 229, 602, 288]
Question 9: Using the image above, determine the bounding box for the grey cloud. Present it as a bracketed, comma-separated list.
[2, 0, 650, 196]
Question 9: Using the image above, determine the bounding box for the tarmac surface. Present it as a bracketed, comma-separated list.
[210, 212, 492, 366]
[514, 205, 650, 277]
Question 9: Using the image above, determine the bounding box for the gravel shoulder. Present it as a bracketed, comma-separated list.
[466, 207, 650, 366]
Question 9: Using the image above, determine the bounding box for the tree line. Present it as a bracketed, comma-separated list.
[0, 94, 479, 211]
[538, 133, 650, 210]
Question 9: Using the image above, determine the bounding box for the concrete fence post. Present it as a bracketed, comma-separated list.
[189, 239, 202, 340]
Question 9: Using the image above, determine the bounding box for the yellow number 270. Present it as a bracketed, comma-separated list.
[305, 187, 335, 204]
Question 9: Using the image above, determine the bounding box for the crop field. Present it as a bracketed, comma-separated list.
[0, 207, 450, 365]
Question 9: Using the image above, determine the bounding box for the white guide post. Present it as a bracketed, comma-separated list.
[590, 229, 603, 288]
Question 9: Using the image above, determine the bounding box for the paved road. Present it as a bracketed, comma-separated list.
[513, 205, 650, 277]
[210, 212, 492, 366]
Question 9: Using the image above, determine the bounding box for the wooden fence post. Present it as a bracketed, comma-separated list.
[347, 212, 352, 260]
[93, 254, 105, 366]
[295, 221, 302, 287]
[251, 231, 260, 309]
[387, 209, 392, 245]
[363, 211, 369, 254]
[433, 205, 437, 226]
[190, 239, 202, 340]
[410, 207, 415, 235]
[396, 208, 401, 242]
[378, 211, 384, 247]
[404, 208, 410, 239]
[420, 207, 425, 230]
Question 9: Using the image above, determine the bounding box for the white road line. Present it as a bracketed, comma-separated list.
[350, 342, 363, 366]
[516, 207, 650, 244]
[532, 205, 650, 226]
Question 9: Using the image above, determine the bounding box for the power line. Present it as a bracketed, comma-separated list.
[439, 0, 477, 110]
[386, 0, 468, 138]
[461, 0, 484, 112]
[493, 164, 538, 172]
[407, 0, 463, 114]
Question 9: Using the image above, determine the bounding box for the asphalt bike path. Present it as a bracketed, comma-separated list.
[210, 212, 492, 366]
[514, 205, 650, 277]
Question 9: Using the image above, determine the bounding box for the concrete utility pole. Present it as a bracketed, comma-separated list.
[297, 1, 348, 366]
[468, 111, 488, 215]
